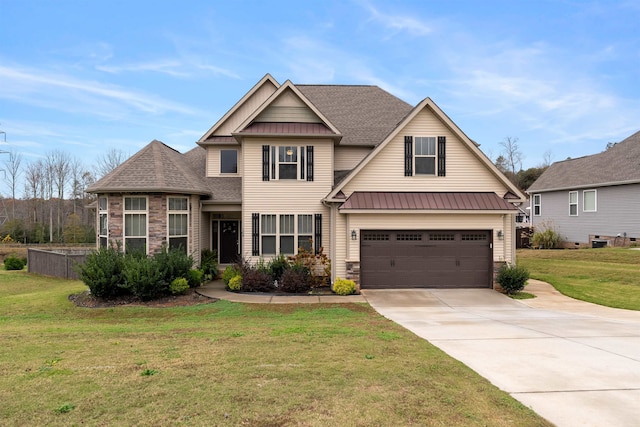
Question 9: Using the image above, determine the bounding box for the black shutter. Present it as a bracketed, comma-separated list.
[404, 136, 413, 176]
[306, 146, 314, 181]
[314, 213, 322, 253]
[251, 213, 260, 256]
[437, 136, 446, 177]
[262, 145, 270, 181]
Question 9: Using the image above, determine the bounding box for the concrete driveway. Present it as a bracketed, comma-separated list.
[362, 280, 640, 427]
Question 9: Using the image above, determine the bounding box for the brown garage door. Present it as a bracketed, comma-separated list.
[360, 230, 491, 289]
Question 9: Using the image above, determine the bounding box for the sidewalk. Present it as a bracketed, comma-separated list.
[197, 280, 367, 304]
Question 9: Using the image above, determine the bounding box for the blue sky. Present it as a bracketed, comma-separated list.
[1, 0, 639, 190]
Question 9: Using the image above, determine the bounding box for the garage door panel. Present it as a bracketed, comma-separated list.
[361, 230, 491, 289]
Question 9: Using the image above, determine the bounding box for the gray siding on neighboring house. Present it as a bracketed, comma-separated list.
[531, 183, 640, 243]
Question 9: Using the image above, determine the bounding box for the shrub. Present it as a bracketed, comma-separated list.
[228, 275, 242, 291]
[222, 265, 241, 286]
[187, 269, 203, 288]
[154, 247, 193, 285]
[170, 277, 190, 295]
[4, 255, 26, 271]
[289, 247, 331, 288]
[122, 254, 167, 300]
[333, 278, 357, 295]
[268, 254, 290, 282]
[496, 263, 530, 295]
[278, 267, 311, 293]
[76, 244, 126, 298]
[200, 249, 218, 281]
[532, 221, 562, 249]
[241, 268, 274, 292]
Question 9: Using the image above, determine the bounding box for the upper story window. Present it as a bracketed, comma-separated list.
[262, 145, 314, 181]
[583, 189, 597, 212]
[415, 137, 436, 175]
[220, 149, 238, 174]
[533, 194, 541, 216]
[168, 197, 188, 253]
[98, 196, 108, 248]
[124, 196, 147, 254]
[404, 136, 446, 177]
[569, 191, 578, 216]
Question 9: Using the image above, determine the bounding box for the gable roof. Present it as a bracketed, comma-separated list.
[528, 130, 640, 192]
[325, 97, 526, 202]
[233, 81, 342, 141]
[297, 84, 413, 146]
[88, 140, 211, 195]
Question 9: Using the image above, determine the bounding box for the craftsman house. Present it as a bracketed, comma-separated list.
[528, 130, 640, 247]
[88, 74, 525, 289]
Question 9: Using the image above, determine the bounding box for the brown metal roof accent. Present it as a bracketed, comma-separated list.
[339, 192, 518, 211]
[528, 129, 640, 192]
[239, 122, 334, 135]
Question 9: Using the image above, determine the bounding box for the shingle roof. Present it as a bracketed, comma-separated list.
[297, 85, 413, 146]
[88, 140, 211, 195]
[339, 192, 518, 211]
[183, 146, 241, 202]
[528, 130, 640, 192]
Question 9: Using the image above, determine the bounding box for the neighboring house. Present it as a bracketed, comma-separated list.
[527, 130, 640, 247]
[88, 74, 526, 289]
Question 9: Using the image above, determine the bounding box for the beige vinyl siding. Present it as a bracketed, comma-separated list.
[343, 212, 512, 263]
[206, 145, 243, 177]
[215, 82, 278, 135]
[342, 109, 509, 195]
[190, 194, 201, 264]
[241, 138, 334, 262]
[334, 146, 373, 171]
[333, 205, 348, 279]
[256, 90, 321, 123]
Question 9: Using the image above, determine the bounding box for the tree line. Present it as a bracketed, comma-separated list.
[493, 136, 551, 192]
[0, 148, 126, 244]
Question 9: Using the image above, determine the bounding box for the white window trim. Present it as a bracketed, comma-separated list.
[219, 149, 238, 175]
[270, 145, 307, 181]
[533, 194, 541, 216]
[583, 189, 597, 212]
[260, 213, 315, 255]
[569, 191, 578, 216]
[167, 196, 189, 251]
[414, 136, 437, 176]
[123, 196, 149, 254]
[98, 196, 108, 248]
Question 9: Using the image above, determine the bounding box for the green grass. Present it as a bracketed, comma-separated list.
[0, 269, 551, 426]
[518, 248, 640, 310]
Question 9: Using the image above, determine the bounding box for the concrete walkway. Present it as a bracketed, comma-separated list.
[362, 280, 640, 427]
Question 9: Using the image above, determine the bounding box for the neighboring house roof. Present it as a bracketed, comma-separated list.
[88, 140, 211, 195]
[339, 192, 518, 211]
[529, 130, 640, 192]
[297, 84, 413, 147]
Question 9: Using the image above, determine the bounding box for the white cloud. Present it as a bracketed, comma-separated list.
[360, 1, 432, 36]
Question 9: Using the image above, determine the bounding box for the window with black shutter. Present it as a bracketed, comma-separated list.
[314, 214, 322, 253]
[251, 213, 260, 256]
[404, 136, 413, 176]
[262, 145, 270, 181]
[437, 136, 446, 176]
[306, 146, 314, 181]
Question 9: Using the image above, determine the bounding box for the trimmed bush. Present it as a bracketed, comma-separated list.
[228, 275, 242, 291]
[222, 265, 241, 286]
[333, 278, 357, 295]
[4, 255, 26, 271]
[241, 268, 274, 292]
[76, 244, 126, 298]
[278, 267, 311, 293]
[496, 263, 530, 295]
[154, 247, 193, 286]
[187, 269, 203, 288]
[170, 277, 190, 295]
[122, 254, 167, 300]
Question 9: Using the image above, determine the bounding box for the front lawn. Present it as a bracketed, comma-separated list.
[0, 269, 550, 426]
[518, 248, 640, 310]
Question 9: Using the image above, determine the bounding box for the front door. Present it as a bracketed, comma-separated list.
[219, 220, 239, 264]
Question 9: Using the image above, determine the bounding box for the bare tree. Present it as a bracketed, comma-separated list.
[499, 136, 523, 178]
[2, 150, 22, 219]
[49, 150, 72, 241]
[96, 148, 127, 178]
[539, 150, 553, 168]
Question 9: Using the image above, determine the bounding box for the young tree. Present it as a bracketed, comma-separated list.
[2, 150, 22, 219]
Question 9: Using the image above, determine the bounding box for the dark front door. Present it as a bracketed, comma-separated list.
[219, 220, 239, 264]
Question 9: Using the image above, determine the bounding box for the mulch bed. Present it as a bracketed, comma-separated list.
[68, 288, 217, 308]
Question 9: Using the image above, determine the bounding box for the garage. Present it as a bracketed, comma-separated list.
[360, 230, 492, 289]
